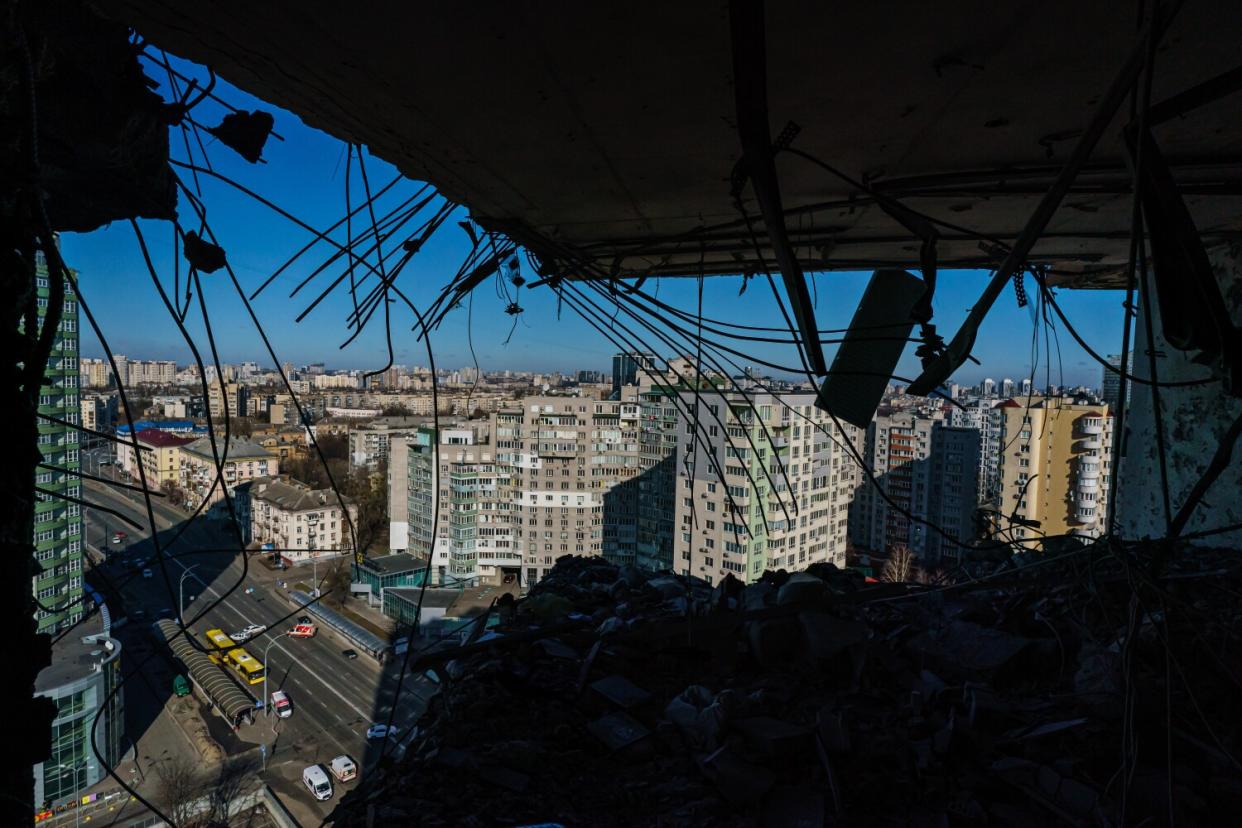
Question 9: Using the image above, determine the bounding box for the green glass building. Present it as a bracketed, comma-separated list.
[33, 250, 85, 634]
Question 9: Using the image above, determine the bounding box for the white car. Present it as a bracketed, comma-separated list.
[231, 623, 267, 642]
[141, 569, 153, 579]
[366, 724, 399, 740]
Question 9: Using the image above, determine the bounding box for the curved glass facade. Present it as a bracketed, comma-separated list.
[34, 635, 124, 808]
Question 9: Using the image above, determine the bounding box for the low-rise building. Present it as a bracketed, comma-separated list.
[179, 437, 279, 510]
[116, 428, 196, 488]
[241, 476, 358, 565]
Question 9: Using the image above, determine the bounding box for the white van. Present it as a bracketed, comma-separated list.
[271, 690, 292, 718]
[329, 755, 357, 782]
[302, 765, 332, 801]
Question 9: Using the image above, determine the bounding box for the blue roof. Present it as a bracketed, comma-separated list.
[117, 419, 198, 435]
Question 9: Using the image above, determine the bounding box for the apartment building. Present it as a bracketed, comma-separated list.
[348, 416, 427, 469]
[80, 393, 118, 434]
[79, 357, 110, 388]
[995, 396, 1113, 547]
[240, 476, 358, 565]
[206, 380, 249, 421]
[179, 436, 279, 509]
[949, 398, 1004, 503]
[507, 395, 643, 584]
[850, 409, 981, 565]
[406, 426, 517, 585]
[675, 391, 861, 585]
[124, 359, 177, 386]
[33, 252, 85, 635]
[116, 428, 195, 487]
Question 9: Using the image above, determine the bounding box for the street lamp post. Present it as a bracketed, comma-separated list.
[262, 633, 287, 717]
[178, 566, 199, 624]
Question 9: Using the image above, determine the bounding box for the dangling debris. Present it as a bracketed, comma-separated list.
[505, 302, 524, 315]
[206, 110, 275, 163]
[182, 230, 226, 273]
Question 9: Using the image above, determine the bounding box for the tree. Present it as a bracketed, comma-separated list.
[880, 544, 914, 583]
[231, 416, 255, 438]
[160, 479, 186, 507]
[470, 406, 487, 420]
[154, 752, 206, 826]
[381, 403, 411, 417]
[202, 756, 258, 827]
[320, 558, 352, 608]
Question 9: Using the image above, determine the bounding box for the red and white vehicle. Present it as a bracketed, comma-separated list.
[288, 622, 317, 639]
[271, 690, 293, 718]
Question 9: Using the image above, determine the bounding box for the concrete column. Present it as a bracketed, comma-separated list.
[1115, 242, 1242, 542]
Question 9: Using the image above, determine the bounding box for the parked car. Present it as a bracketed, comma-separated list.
[503, 573, 516, 584]
[302, 765, 332, 801]
[230, 623, 267, 642]
[365, 724, 398, 740]
[111, 532, 126, 545]
[141, 568, 153, 579]
[342, 648, 358, 660]
[329, 755, 357, 782]
[173, 674, 191, 697]
[270, 690, 293, 718]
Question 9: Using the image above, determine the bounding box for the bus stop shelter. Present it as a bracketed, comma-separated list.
[156, 620, 257, 727]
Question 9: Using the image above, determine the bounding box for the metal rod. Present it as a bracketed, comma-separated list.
[907, 16, 1159, 395]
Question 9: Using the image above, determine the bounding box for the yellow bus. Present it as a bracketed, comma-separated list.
[227, 649, 266, 685]
[204, 629, 236, 664]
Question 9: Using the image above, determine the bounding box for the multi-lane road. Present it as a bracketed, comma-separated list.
[81, 446, 435, 822]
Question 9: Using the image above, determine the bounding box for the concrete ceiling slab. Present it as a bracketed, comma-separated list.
[101, 0, 1242, 287]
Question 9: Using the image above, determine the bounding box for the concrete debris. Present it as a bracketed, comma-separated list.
[335, 551, 1242, 826]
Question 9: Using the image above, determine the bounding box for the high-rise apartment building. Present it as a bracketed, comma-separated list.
[508, 395, 642, 583]
[949, 398, 1004, 503]
[611, 352, 658, 398]
[850, 410, 981, 565]
[1101, 353, 1132, 410]
[406, 425, 516, 585]
[33, 253, 85, 635]
[994, 396, 1113, 547]
[675, 391, 860, 585]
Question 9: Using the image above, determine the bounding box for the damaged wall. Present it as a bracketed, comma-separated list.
[1116, 242, 1242, 543]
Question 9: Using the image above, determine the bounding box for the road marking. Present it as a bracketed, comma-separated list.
[87, 486, 376, 723]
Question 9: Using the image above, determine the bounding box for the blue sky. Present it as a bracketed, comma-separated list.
[62, 56, 1128, 388]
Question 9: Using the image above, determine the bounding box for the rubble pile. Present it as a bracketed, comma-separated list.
[339, 549, 1242, 826]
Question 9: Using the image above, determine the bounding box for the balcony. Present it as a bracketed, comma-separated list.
[1077, 476, 1099, 491]
[1075, 492, 1096, 507]
[1074, 505, 1097, 522]
[1078, 438, 1101, 451]
[1077, 461, 1100, 478]
[1078, 421, 1104, 436]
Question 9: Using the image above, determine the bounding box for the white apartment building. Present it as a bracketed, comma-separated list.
[674, 391, 861, 585]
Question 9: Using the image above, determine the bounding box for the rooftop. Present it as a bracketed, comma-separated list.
[357, 552, 427, 577]
[248, 475, 354, 512]
[134, 428, 195, 449]
[35, 612, 119, 693]
[182, 436, 275, 460]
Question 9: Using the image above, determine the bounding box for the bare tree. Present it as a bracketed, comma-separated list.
[202, 756, 259, 827]
[321, 558, 352, 608]
[154, 752, 206, 826]
[880, 544, 914, 583]
[160, 479, 186, 507]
